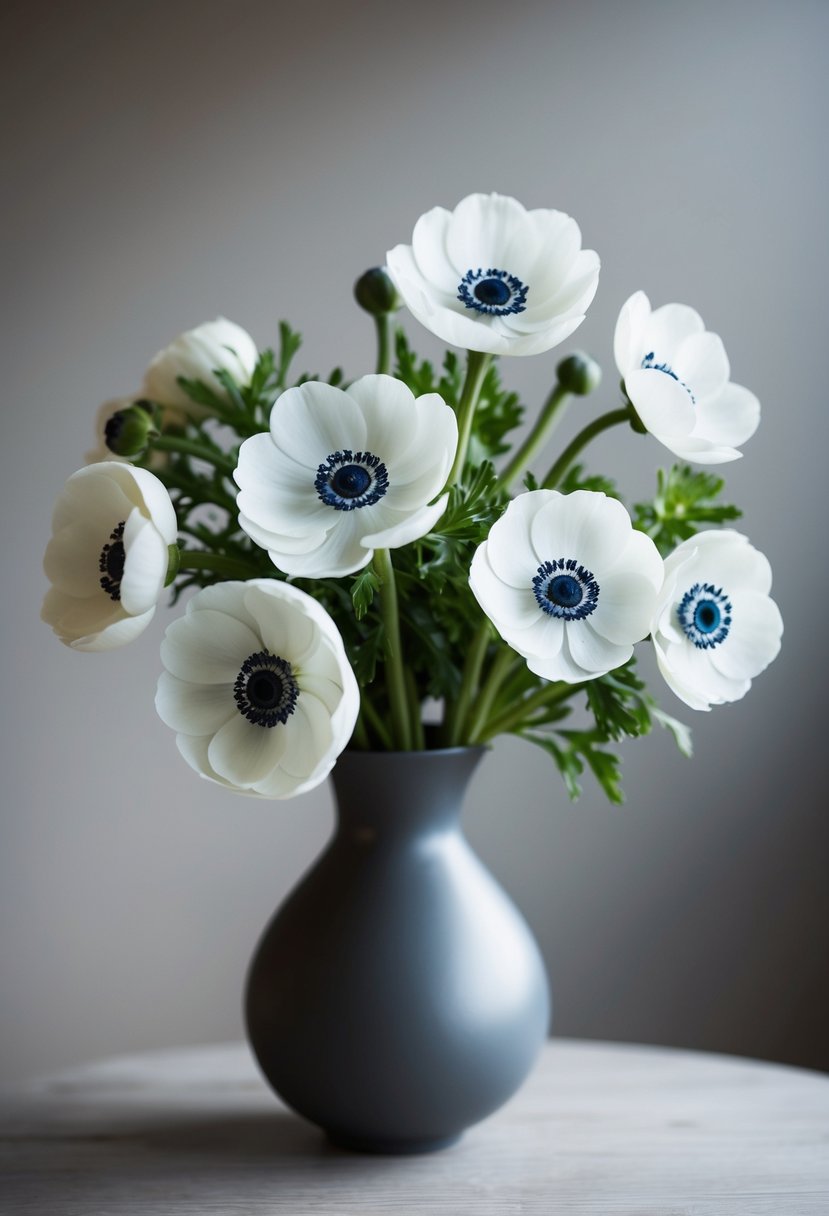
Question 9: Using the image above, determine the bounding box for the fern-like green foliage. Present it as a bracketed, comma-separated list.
[633, 465, 741, 555]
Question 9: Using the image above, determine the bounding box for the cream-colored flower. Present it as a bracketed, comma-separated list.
[42, 462, 177, 651]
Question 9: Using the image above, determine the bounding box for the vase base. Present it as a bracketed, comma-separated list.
[325, 1128, 462, 1155]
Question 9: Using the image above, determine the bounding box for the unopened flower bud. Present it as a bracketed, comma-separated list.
[556, 352, 602, 396]
[104, 400, 159, 458]
[354, 267, 402, 317]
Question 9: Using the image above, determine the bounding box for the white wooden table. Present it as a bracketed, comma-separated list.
[1, 1040, 827, 1214]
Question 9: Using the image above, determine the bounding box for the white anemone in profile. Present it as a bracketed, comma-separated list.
[386, 192, 600, 357]
[155, 580, 360, 798]
[143, 317, 258, 418]
[651, 530, 782, 711]
[234, 374, 458, 578]
[470, 490, 663, 683]
[42, 462, 178, 651]
[614, 291, 760, 464]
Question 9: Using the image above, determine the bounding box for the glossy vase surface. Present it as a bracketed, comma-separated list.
[245, 746, 551, 1153]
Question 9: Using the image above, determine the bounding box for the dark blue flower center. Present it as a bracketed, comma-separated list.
[234, 650, 299, 728]
[677, 582, 732, 649]
[640, 351, 696, 403]
[533, 559, 600, 621]
[458, 267, 529, 316]
[99, 521, 126, 601]
[315, 450, 389, 511]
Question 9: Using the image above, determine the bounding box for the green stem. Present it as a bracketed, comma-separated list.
[177, 550, 260, 579]
[373, 549, 413, 751]
[375, 314, 393, 376]
[351, 712, 371, 751]
[359, 694, 394, 751]
[404, 667, 425, 750]
[500, 384, 570, 490]
[446, 619, 493, 746]
[152, 435, 237, 475]
[541, 407, 631, 490]
[445, 350, 493, 487]
[466, 648, 520, 744]
[478, 681, 578, 742]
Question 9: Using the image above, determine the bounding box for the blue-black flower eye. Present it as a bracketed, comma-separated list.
[677, 582, 732, 649]
[532, 559, 600, 621]
[234, 650, 299, 727]
[458, 268, 529, 316]
[315, 450, 389, 512]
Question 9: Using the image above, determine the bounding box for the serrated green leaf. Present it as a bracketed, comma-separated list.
[651, 707, 694, 758]
[351, 567, 380, 620]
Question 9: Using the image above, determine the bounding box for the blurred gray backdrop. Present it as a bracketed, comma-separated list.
[2, 0, 826, 1085]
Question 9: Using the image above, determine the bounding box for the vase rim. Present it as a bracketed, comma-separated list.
[342, 743, 488, 759]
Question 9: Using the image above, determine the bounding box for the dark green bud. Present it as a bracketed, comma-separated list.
[556, 352, 602, 396]
[353, 267, 402, 317]
[104, 400, 159, 457]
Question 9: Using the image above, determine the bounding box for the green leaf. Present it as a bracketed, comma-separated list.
[633, 464, 742, 555]
[276, 321, 303, 386]
[519, 727, 624, 804]
[351, 567, 381, 620]
[651, 707, 694, 758]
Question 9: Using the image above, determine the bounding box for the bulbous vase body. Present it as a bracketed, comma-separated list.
[245, 747, 550, 1153]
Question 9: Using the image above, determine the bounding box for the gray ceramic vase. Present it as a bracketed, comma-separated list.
[245, 746, 550, 1153]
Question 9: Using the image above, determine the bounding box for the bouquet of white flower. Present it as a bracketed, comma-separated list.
[42, 192, 783, 803]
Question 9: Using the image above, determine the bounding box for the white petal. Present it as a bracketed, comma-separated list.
[114, 464, 178, 542]
[445, 192, 530, 272]
[272, 512, 371, 578]
[155, 672, 235, 735]
[665, 530, 773, 595]
[614, 291, 651, 375]
[73, 607, 155, 652]
[410, 206, 457, 291]
[565, 620, 631, 676]
[43, 523, 106, 597]
[674, 331, 730, 402]
[625, 367, 696, 439]
[469, 546, 540, 631]
[663, 435, 743, 465]
[526, 627, 585, 683]
[485, 492, 554, 586]
[642, 302, 705, 363]
[208, 713, 290, 788]
[161, 609, 260, 684]
[269, 382, 367, 468]
[709, 590, 782, 681]
[362, 494, 448, 551]
[692, 381, 760, 449]
[119, 511, 167, 615]
[659, 640, 748, 708]
[591, 571, 661, 644]
[243, 582, 320, 668]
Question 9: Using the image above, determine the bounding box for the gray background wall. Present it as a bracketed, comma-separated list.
[2, 0, 826, 1085]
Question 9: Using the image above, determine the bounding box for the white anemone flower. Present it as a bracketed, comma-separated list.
[470, 490, 663, 683]
[386, 192, 600, 357]
[156, 580, 360, 798]
[234, 374, 458, 578]
[614, 291, 760, 464]
[42, 462, 177, 651]
[143, 317, 258, 418]
[651, 530, 782, 711]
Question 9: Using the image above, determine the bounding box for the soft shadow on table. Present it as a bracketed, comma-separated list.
[136, 1111, 425, 1166]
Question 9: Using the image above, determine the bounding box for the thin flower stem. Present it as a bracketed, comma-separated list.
[373, 548, 413, 751]
[466, 648, 521, 744]
[499, 384, 570, 491]
[404, 666, 425, 750]
[446, 618, 493, 747]
[177, 550, 261, 579]
[351, 712, 372, 751]
[375, 314, 393, 376]
[359, 694, 395, 751]
[478, 681, 579, 742]
[540, 407, 631, 490]
[445, 350, 493, 487]
[152, 435, 237, 475]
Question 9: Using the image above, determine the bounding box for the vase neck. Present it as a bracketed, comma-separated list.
[330, 748, 485, 841]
